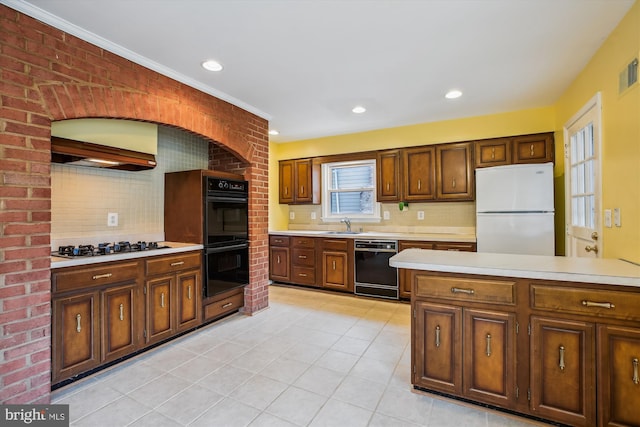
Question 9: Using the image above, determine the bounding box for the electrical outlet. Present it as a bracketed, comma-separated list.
[289, 211, 295, 220]
[107, 212, 118, 227]
[604, 209, 612, 228]
[310, 212, 316, 220]
[614, 208, 621, 227]
[417, 211, 425, 220]
[383, 211, 390, 220]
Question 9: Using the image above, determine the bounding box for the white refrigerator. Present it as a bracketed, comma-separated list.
[476, 163, 555, 256]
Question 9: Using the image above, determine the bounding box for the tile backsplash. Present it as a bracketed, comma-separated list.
[287, 201, 476, 234]
[51, 126, 209, 247]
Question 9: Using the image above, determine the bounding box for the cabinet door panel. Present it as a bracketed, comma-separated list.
[530, 316, 595, 427]
[403, 147, 435, 201]
[598, 325, 640, 427]
[323, 251, 349, 291]
[269, 246, 290, 282]
[294, 159, 312, 202]
[463, 309, 516, 408]
[436, 143, 474, 200]
[413, 301, 462, 394]
[176, 269, 200, 331]
[102, 285, 136, 362]
[376, 150, 401, 201]
[513, 134, 553, 164]
[279, 160, 294, 204]
[52, 293, 99, 382]
[146, 277, 173, 344]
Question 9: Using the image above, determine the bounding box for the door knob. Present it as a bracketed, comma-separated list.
[585, 244, 598, 254]
[591, 232, 598, 240]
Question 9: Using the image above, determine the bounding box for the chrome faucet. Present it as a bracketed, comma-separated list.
[340, 217, 352, 232]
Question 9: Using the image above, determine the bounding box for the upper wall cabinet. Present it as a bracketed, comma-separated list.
[436, 142, 474, 201]
[377, 142, 472, 202]
[279, 159, 320, 204]
[475, 133, 554, 168]
[376, 149, 402, 202]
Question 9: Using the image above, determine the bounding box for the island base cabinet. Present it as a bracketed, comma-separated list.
[413, 301, 462, 395]
[598, 325, 640, 427]
[530, 316, 596, 427]
[463, 309, 516, 408]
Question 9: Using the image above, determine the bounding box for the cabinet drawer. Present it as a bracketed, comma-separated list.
[531, 285, 640, 321]
[204, 292, 244, 320]
[292, 266, 316, 285]
[146, 252, 201, 276]
[53, 261, 140, 293]
[291, 248, 315, 267]
[434, 242, 476, 252]
[292, 237, 315, 248]
[269, 235, 290, 247]
[322, 238, 348, 251]
[414, 274, 516, 305]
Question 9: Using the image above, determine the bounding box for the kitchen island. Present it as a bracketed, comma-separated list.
[390, 249, 640, 427]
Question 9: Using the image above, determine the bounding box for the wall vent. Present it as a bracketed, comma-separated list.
[619, 57, 638, 94]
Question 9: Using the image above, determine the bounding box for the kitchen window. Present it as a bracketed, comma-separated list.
[321, 159, 380, 221]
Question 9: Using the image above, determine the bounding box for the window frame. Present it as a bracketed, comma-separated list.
[321, 159, 381, 222]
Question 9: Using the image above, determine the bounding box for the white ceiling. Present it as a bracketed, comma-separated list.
[5, 0, 635, 142]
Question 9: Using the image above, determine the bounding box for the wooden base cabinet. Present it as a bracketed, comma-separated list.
[101, 285, 138, 362]
[598, 325, 640, 427]
[530, 316, 596, 427]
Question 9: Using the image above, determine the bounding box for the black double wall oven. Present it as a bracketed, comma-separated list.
[203, 177, 249, 298]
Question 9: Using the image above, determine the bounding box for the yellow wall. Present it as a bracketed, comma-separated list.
[269, 107, 556, 230]
[270, 1, 640, 263]
[554, 1, 640, 263]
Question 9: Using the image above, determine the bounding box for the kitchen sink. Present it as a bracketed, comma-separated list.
[323, 231, 362, 235]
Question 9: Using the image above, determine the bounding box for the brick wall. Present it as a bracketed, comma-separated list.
[0, 5, 269, 403]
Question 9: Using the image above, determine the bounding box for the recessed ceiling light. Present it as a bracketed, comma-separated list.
[268, 129, 279, 136]
[352, 106, 366, 114]
[201, 60, 223, 72]
[445, 90, 462, 99]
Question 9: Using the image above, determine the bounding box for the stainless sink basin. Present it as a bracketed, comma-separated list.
[323, 231, 361, 235]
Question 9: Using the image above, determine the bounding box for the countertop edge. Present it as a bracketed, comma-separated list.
[389, 249, 640, 287]
[51, 242, 203, 269]
[268, 230, 477, 243]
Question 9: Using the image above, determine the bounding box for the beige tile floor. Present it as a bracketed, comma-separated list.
[52, 285, 548, 427]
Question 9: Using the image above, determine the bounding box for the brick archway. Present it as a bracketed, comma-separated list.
[0, 5, 269, 404]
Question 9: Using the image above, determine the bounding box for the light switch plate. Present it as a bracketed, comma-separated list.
[107, 212, 118, 227]
[613, 208, 621, 227]
[383, 211, 390, 220]
[604, 209, 612, 228]
[289, 211, 295, 220]
[417, 211, 425, 220]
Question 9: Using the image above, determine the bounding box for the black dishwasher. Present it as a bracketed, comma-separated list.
[354, 239, 398, 299]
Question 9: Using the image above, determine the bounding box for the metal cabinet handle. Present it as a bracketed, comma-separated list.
[386, 182, 390, 191]
[491, 147, 495, 159]
[417, 179, 421, 190]
[274, 239, 283, 244]
[332, 260, 336, 270]
[582, 300, 615, 309]
[76, 314, 82, 333]
[284, 187, 288, 196]
[435, 325, 441, 348]
[559, 345, 565, 371]
[299, 273, 307, 277]
[300, 185, 304, 194]
[633, 358, 639, 385]
[530, 144, 535, 156]
[119, 303, 124, 321]
[452, 178, 456, 188]
[161, 292, 165, 308]
[298, 255, 307, 259]
[486, 333, 492, 357]
[187, 285, 192, 300]
[170, 261, 185, 267]
[277, 255, 281, 264]
[222, 302, 233, 309]
[585, 245, 598, 254]
[451, 287, 474, 295]
[92, 273, 112, 280]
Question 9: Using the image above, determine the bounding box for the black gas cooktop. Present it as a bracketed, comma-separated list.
[52, 241, 170, 258]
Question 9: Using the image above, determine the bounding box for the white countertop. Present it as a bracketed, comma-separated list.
[269, 230, 476, 243]
[389, 248, 640, 287]
[50, 242, 203, 269]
